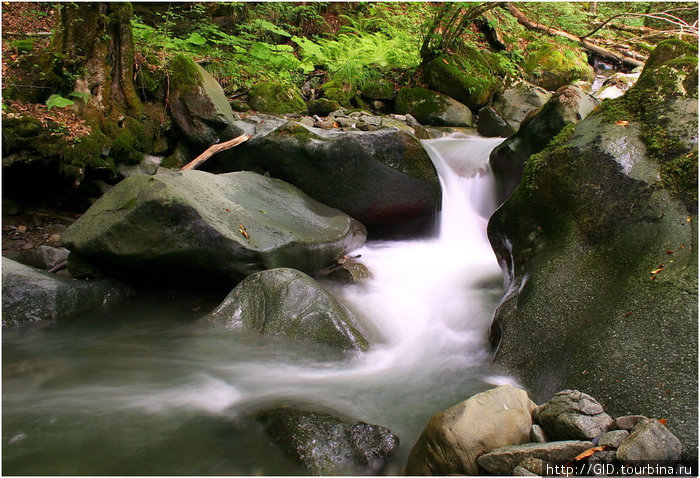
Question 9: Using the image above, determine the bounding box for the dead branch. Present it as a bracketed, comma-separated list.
[181, 134, 251, 171]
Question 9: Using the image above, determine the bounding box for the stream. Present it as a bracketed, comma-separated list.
[2, 131, 514, 475]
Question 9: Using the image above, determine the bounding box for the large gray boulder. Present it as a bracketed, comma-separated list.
[62, 170, 366, 286]
[404, 385, 537, 475]
[2, 257, 133, 328]
[616, 419, 683, 463]
[487, 40, 698, 456]
[395, 87, 473, 127]
[534, 390, 613, 440]
[214, 122, 440, 230]
[206, 268, 368, 351]
[167, 55, 237, 147]
[492, 81, 552, 132]
[257, 406, 399, 475]
[477, 441, 593, 475]
[489, 85, 599, 204]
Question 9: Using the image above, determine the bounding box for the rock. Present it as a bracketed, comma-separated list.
[617, 419, 682, 463]
[62, 170, 366, 286]
[248, 82, 306, 114]
[336, 116, 357, 128]
[613, 415, 648, 431]
[477, 106, 514, 137]
[206, 268, 368, 351]
[530, 424, 547, 443]
[513, 465, 537, 476]
[167, 55, 236, 146]
[380, 117, 416, 135]
[361, 79, 396, 101]
[404, 114, 431, 139]
[296, 116, 315, 128]
[117, 154, 162, 178]
[395, 87, 473, 127]
[404, 385, 537, 475]
[12, 245, 69, 270]
[477, 441, 593, 475]
[2, 257, 133, 328]
[325, 260, 371, 284]
[535, 390, 613, 440]
[215, 122, 440, 230]
[423, 49, 499, 111]
[522, 43, 594, 91]
[257, 406, 399, 475]
[599, 430, 629, 448]
[489, 85, 599, 204]
[519, 457, 548, 475]
[492, 81, 552, 132]
[315, 119, 335, 129]
[308, 98, 341, 116]
[487, 40, 698, 457]
[2, 198, 22, 215]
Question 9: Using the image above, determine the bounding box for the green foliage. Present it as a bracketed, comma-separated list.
[68, 91, 90, 103]
[45, 94, 75, 110]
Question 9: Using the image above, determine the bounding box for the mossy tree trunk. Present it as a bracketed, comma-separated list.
[52, 2, 142, 118]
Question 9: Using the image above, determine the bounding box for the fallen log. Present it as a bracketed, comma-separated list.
[181, 134, 251, 171]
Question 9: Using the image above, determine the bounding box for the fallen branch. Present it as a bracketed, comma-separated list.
[181, 134, 251, 171]
[48, 261, 67, 273]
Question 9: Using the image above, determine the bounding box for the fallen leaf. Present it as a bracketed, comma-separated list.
[259, 210, 267, 214]
[225, 209, 231, 212]
[687, 217, 692, 222]
[658, 418, 668, 425]
[650, 268, 664, 274]
[442, 58, 449, 64]
[666, 250, 674, 254]
[615, 120, 629, 126]
[570, 446, 608, 462]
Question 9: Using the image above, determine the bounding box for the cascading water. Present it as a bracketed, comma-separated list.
[2, 131, 515, 475]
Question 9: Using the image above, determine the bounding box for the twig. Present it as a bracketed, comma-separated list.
[181, 134, 251, 171]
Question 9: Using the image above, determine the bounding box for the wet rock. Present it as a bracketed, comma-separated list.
[616, 419, 682, 463]
[477, 106, 514, 137]
[613, 415, 648, 431]
[477, 441, 593, 475]
[336, 116, 357, 128]
[2, 257, 133, 328]
[599, 430, 629, 448]
[492, 81, 552, 132]
[396, 87, 473, 127]
[308, 98, 341, 116]
[207, 268, 368, 351]
[257, 406, 399, 475]
[535, 390, 613, 440]
[530, 424, 547, 443]
[404, 385, 537, 475]
[324, 260, 371, 284]
[522, 43, 594, 91]
[117, 154, 162, 178]
[63, 170, 366, 286]
[296, 117, 315, 128]
[11, 245, 69, 270]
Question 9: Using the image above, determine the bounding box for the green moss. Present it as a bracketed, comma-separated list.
[307, 98, 340, 116]
[168, 55, 202, 94]
[275, 123, 318, 145]
[321, 78, 355, 107]
[643, 38, 698, 73]
[423, 50, 498, 110]
[10, 39, 35, 54]
[522, 43, 593, 91]
[248, 81, 306, 114]
[520, 123, 577, 196]
[660, 151, 698, 214]
[111, 130, 144, 165]
[395, 87, 450, 123]
[361, 79, 395, 100]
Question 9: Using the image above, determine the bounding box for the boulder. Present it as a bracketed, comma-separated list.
[599, 430, 629, 448]
[487, 40, 698, 457]
[492, 81, 552, 132]
[522, 43, 594, 91]
[2, 257, 133, 328]
[307, 98, 341, 116]
[395, 87, 473, 127]
[477, 441, 593, 475]
[248, 82, 306, 114]
[167, 55, 236, 146]
[616, 419, 682, 463]
[489, 85, 599, 204]
[214, 122, 440, 230]
[404, 385, 537, 475]
[530, 425, 547, 443]
[257, 406, 399, 475]
[613, 415, 648, 431]
[423, 49, 499, 111]
[206, 268, 368, 351]
[361, 79, 396, 101]
[477, 106, 513, 137]
[6, 245, 70, 270]
[535, 390, 613, 440]
[62, 170, 366, 286]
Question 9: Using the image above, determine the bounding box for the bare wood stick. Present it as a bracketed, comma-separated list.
[181, 134, 251, 171]
[48, 261, 68, 273]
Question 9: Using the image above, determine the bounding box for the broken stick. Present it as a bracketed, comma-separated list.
[181, 134, 251, 171]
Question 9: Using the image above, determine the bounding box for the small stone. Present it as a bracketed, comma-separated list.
[531, 424, 547, 443]
[315, 119, 335, 129]
[17, 225, 27, 233]
[599, 429, 629, 448]
[297, 117, 315, 127]
[326, 261, 371, 284]
[616, 419, 682, 463]
[48, 234, 62, 247]
[535, 390, 613, 440]
[357, 120, 379, 131]
[613, 415, 647, 431]
[513, 465, 537, 476]
[45, 223, 67, 235]
[336, 117, 357, 128]
[20, 242, 34, 250]
[390, 114, 407, 121]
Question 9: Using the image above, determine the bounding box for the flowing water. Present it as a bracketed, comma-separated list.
[2, 132, 514, 475]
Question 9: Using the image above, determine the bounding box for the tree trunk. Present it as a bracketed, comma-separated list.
[52, 2, 142, 118]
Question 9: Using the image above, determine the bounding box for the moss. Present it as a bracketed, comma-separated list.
[643, 38, 698, 73]
[520, 123, 577, 197]
[395, 87, 450, 123]
[522, 43, 593, 91]
[275, 123, 318, 146]
[248, 82, 306, 114]
[660, 151, 698, 214]
[361, 79, 395, 100]
[321, 78, 355, 107]
[110, 130, 144, 165]
[307, 98, 340, 116]
[9, 39, 35, 54]
[168, 55, 202, 94]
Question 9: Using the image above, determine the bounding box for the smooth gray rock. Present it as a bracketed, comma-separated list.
[206, 268, 368, 351]
[477, 106, 514, 137]
[535, 390, 614, 440]
[617, 419, 682, 463]
[599, 430, 629, 448]
[9, 245, 70, 270]
[257, 406, 399, 475]
[404, 385, 537, 475]
[492, 81, 552, 131]
[530, 424, 547, 443]
[117, 154, 162, 178]
[477, 441, 593, 475]
[613, 415, 648, 431]
[395, 87, 473, 127]
[2, 257, 133, 328]
[63, 170, 366, 285]
[324, 260, 371, 284]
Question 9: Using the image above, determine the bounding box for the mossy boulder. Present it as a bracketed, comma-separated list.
[257, 406, 399, 474]
[423, 49, 499, 111]
[522, 43, 595, 91]
[307, 98, 341, 117]
[320, 78, 355, 107]
[207, 268, 368, 351]
[214, 122, 440, 231]
[361, 79, 396, 101]
[167, 55, 237, 146]
[490, 85, 599, 204]
[487, 41, 698, 456]
[2, 257, 133, 328]
[62, 169, 366, 287]
[395, 87, 473, 127]
[248, 82, 306, 114]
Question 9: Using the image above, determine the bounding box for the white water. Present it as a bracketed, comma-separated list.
[3, 132, 515, 474]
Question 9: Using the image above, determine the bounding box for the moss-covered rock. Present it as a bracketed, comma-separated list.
[423, 48, 499, 111]
[395, 87, 473, 127]
[321, 78, 355, 107]
[248, 82, 306, 114]
[62, 169, 366, 287]
[361, 79, 396, 101]
[522, 43, 594, 91]
[487, 40, 698, 456]
[307, 98, 341, 117]
[207, 268, 368, 351]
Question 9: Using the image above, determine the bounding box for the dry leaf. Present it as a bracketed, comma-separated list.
[658, 418, 668, 425]
[572, 446, 607, 462]
[651, 268, 664, 274]
[615, 120, 629, 126]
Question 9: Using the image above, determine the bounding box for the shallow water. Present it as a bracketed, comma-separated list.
[2, 132, 515, 475]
